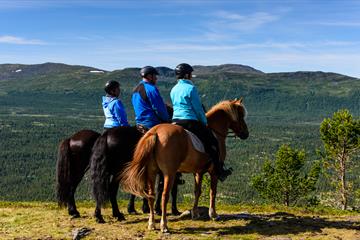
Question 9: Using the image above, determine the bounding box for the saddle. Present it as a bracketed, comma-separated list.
[184, 129, 205, 153]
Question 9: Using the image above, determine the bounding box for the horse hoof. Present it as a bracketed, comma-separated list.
[115, 214, 126, 221]
[69, 210, 80, 218]
[148, 223, 155, 231]
[70, 213, 80, 219]
[96, 217, 105, 224]
[211, 215, 220, 221]
[128, 210, 138, 215]
[171, 209, 181, 216]
[161, 227, 170, 234]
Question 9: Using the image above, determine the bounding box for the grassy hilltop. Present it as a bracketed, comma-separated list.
[1, 201, 360, 239]
[0, 62, 359, 206]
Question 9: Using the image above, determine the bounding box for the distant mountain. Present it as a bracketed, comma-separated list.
[0, 62, 358, 99]
[0, 62, 105, 81]
[193, 64, 264, 75]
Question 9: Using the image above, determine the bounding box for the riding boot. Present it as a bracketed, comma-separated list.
[215, 161, 232, 182]
[209, 148, 232, 182]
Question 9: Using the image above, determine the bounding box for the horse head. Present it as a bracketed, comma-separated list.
[207, 98, 249, 140]
[228, 98, 249, 139]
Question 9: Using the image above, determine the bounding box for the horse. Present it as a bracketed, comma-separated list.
[90, 126, 182, 223]
[56, 128, 181, 221]
[121, 98, 249, 233]
[56, 129, 100, 217]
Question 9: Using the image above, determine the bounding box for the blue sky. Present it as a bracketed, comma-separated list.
[1, 0, 360, 77]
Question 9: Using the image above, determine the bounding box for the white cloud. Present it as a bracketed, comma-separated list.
[211, 11, 279, 31]
[305, 21, 360, 27]
[0, 35, 46, 45]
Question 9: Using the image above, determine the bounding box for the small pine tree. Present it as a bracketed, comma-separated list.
[252, 144, 321, 206]
[320, 109, 360, 210]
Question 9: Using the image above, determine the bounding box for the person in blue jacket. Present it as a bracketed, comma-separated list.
[132, 66, 169, 130]
[170, 63, 232, 182]
[102, 80, 129, 129]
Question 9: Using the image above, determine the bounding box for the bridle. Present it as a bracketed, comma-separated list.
[210, 127, 237, 139]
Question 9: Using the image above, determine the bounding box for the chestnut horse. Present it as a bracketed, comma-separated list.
[121, 99, 249, 232]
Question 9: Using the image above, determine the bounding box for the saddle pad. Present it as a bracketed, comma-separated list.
[184, 129, 205, 153]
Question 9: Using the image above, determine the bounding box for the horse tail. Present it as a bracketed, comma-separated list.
[121, 132, 158, 198]
[90, 133, 110, 207]
[56, 138, 71, 207]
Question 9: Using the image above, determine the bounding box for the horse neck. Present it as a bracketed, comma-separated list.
[207, 110, 230, 140]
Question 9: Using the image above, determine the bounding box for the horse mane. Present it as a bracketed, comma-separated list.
[206, 100, 247, 121]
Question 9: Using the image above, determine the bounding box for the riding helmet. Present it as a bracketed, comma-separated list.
[140, 66, 159, 77]
[104, 80, 120, 94]
[175, 63, 193, 76]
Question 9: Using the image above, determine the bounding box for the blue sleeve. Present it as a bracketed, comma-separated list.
[147, 86, 169, 122]
[190, 87, 207, 125]
[113, 100, 130, 126]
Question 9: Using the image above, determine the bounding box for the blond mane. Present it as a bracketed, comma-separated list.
[206, 100, 246, 121]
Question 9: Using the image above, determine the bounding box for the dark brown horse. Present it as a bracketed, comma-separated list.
[121, 99, 249, 232]
[56, 128, 145, 219]
[56, 128, 181, 222]
[56, 129, 100, 217]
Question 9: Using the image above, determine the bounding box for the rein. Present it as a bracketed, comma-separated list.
[210, 127, 236, 139]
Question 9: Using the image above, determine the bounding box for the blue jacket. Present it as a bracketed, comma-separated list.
[170, 79, 207, 125]
[132, 80, 169, 129]
[102, 96, 129, 128]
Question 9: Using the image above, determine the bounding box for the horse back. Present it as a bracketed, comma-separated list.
[151, 124, 209, 173]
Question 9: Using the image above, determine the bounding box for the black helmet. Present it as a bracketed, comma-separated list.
[140, 66, 159, 77]
[104, 80, 120, 94]
[175, 63, 193, 76]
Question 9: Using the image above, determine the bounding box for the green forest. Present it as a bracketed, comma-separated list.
[0, 63, 359, 208]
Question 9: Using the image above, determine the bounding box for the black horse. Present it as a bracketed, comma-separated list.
[90, 126, 182, 223]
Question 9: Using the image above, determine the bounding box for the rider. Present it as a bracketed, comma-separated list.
[132, 66, 183, 215]
[132, 66, 169, 130]
[170, 63, 232, 182]
[102, 80, 130, 129]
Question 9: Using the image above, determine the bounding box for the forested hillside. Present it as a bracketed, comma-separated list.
[0, 63, 359, 206]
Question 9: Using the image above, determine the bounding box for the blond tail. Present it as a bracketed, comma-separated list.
[120, 132, 157, 198]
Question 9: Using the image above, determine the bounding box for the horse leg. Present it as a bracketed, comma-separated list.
[155, 173, 164, 215]
[147, 175, 156, 230]
[209, 172, 219, 220]
[109, 179, 125, 221]
[171, 176, 180, 216]
[142, 198, 149, 213]
[94, 202, 105, 223]
[127, 194, 137, 214]
[192, 173, 203, 220]
[67, 186, 80, 218]
[160, 174, 175, 233]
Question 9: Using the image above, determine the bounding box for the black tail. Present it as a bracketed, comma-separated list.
[56, 138, 71, 207]
[90, 133, 110, 208]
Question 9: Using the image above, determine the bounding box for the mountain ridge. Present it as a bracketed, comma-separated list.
[1, 62, 357, 79]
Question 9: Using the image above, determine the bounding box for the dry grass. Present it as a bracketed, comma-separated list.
[1, 201, 359, 240]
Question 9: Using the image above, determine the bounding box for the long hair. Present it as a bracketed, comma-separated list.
[121, 132, 158, 198]
[56, 138, 71, 207]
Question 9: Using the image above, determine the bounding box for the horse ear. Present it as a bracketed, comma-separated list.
[239, 97, 243, 103]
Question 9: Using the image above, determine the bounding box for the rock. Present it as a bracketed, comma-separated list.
[72, 227, 92, 240]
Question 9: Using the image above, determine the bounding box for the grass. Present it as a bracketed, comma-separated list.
[1, 201, 360, 240]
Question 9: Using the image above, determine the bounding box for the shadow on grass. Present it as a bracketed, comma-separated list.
[171, 212, 360, 236]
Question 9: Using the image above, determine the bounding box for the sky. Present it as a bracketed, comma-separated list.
[1, 0, 360, 77]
